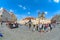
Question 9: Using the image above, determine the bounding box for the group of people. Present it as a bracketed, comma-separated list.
[27, 20, 53, 32]
[38, 24, 52, 32]
[9, 22, 19, 29]
[28, 24, 53, 32]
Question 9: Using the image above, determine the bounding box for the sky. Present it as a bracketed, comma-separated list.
[0, 0, 60, 20]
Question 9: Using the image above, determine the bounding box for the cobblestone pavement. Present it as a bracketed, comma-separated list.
[0, 23, 60, 40]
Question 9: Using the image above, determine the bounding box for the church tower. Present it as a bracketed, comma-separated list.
[38, 11, 41, 18]
[40, 12, 45, 20]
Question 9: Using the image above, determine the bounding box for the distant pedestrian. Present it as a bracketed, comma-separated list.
[41, 25, 45, 32]
[44, 24, 49, 32]
[15, 23, 18, 27]
[1, 22, 2, 26]
[44, 24, 46, 30]
[45, 24, 48, 28]
[36, 24, 38, 31]
[32, 25, 36, 32]
[29, 24, 31, 29]
[49, 24, 52, 31]
[28, 19, 32, 29]
[38, 24, 42, 32]
[53, 23, 56, 28]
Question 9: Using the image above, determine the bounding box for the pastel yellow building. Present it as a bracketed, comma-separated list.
[19, 17, 35, 24]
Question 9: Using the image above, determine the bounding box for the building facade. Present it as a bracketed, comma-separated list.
[0, 8, 11, 22]
[0, 8, 17, 23]
[51, 15, 60, 24]
[19, 12, 51, 25]
[9, 12, 17, 22]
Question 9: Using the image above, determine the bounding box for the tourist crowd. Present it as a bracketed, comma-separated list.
[31, 24, 52, 32]
[27, 20, 55, 32]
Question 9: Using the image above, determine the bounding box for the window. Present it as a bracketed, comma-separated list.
[1, 15, 2, 17]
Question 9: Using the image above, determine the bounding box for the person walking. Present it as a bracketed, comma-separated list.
[38, 24, 42, 32]
[1, 22, 2, 26]
[28, 19, 32, 29]
[36, 24, 39, 31]
[45, 24, 49, 32]
[49, 24, 52, 31]
[32, 25, 36, 32]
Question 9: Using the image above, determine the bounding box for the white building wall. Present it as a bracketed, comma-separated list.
[1, 11, 12, 21]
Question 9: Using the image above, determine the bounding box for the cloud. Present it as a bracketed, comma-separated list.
[28, 12, 31, 14]
[18, 5, 27, 10]
[49, 0, 60, 3]
[45, 11, 48, 14]
[23, 6, 26, 10]
[53, 0, 60, 3]
[18, 5, 23, 8]
[10, 9, 14, 12]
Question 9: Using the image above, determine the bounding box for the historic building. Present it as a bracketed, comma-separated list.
[9, 12, 17, 22]
[0, 8, 17, 23]
[0, 8, 11, 22]
[51, 14, 60, 24]
[19, 17, 35, 24]
[19, 11, 51, 25]
[36, 11, 51, 24]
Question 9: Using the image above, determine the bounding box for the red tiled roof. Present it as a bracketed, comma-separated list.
[23, 17, 35, 20]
